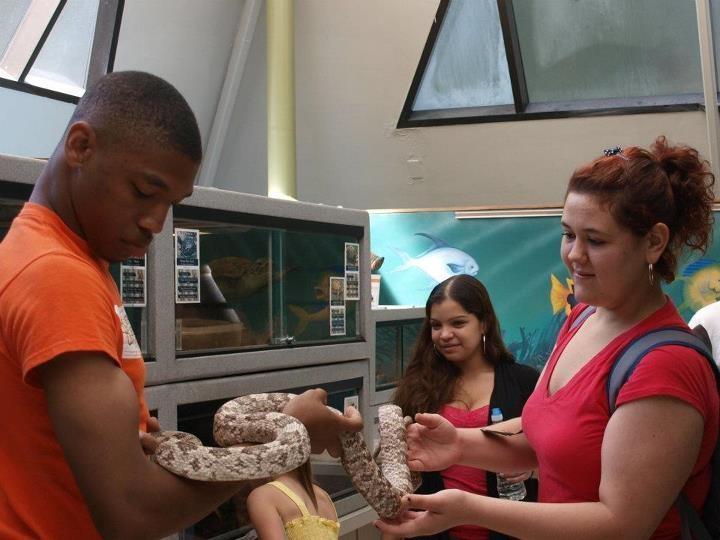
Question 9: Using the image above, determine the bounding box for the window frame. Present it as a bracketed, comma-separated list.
[397, 0, 704, 128]
[0, 0, 125, 104]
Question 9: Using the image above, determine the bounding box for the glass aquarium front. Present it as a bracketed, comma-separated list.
[375, 319, 423, 391]
[176, 378, 364, 540]
[173, 207, 364, 355]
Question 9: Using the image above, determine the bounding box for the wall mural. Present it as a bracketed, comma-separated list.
[370, 210, 720, 372]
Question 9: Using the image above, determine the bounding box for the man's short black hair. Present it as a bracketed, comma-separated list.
[69, 71, 202, 163]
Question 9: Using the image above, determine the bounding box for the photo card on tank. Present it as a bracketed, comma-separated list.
[330, 277, 346, 306]
[174, 228, 201, 304]
[120, 255, 146, 307]
[345, 271, 359, 301]
[345, 242, 360, 273]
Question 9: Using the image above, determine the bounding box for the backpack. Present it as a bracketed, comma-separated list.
[571, 306, 720, 540]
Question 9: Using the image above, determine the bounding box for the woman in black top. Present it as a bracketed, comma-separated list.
[387, 275, 538, 540]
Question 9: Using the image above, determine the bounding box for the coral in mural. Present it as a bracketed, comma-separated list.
[678, 258, 720, 313]
[507, 312, 566, 371]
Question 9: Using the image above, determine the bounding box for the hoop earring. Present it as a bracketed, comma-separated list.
[482, 334, 486, 355]
[648, 263, 655, 286]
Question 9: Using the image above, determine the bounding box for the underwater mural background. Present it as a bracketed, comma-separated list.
[369, 210, 720, 371]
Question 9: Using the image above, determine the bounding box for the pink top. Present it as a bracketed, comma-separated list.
[523, 300, 719, 539]
[439, 404, 490, 540]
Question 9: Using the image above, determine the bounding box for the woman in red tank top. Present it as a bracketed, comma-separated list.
[376, 138, 720, 540]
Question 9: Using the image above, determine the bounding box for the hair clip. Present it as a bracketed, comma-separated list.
[603, 146, 623, 157]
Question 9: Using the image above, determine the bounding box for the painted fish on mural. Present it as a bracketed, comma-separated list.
[677, 258, 720, 313]
[549, 274, 577, 316]
[392, 233, 479, 283]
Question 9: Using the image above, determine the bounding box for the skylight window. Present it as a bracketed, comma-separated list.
[0, 0, 123, 103]
[399, 0, 704, 127]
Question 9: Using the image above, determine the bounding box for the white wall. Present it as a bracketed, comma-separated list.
[213, 1, 268, 197]
[113, 0, 244, 154]
[289, 0, 709, 209]
[0, 0, 713, 208]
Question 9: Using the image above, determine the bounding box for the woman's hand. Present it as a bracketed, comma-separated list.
[406, 413, 462, 471]
[499, 470, 533, 484]
[374, 490, 472, 537]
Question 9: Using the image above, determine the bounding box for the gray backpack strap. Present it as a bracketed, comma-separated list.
[569, 305, 596, 332]
[606, 327, 714, 539]
[606, 328, 713, 414]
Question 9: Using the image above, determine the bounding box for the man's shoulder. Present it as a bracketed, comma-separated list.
[0, 215, 88, 283]
[1, 249, 102, 300]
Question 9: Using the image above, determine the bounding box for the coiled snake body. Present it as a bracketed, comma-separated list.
[152, 393, 416, 518]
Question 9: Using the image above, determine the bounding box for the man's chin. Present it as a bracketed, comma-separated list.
[100, 245, 146, 263]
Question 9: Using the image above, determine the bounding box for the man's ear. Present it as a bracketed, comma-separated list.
[64, 122, 97, 168]
[646, 222, 670, 264]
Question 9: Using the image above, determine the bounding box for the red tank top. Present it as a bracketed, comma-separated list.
[439, 404, 490, 540]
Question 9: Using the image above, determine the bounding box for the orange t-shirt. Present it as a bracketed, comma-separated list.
[0, 202, 149, 539]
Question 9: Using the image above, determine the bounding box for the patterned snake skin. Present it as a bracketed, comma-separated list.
[151, 393, 417, 518]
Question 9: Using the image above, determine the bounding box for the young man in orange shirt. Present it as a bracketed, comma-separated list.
[0, 71, 361, 539]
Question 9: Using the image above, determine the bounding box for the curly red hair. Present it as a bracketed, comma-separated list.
[566, 136, 715, 282]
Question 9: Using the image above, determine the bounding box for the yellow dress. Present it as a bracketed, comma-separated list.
[267, 480, 340, 540]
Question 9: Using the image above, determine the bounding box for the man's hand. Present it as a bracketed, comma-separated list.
[407, 413, 461, 472]
[139, 416, 160, 456]
[282, 389, 363, 456]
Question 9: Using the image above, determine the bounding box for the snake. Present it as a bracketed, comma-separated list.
[151, 392, 417, 519]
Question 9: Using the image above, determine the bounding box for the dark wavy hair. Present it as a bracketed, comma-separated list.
[567, 136, 715, 283]
[393, 274, 515, 418]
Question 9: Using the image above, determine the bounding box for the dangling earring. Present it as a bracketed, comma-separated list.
[433, 343, 441, 357]
[648, 263, 655, 286]
[482, 334, 486, 355]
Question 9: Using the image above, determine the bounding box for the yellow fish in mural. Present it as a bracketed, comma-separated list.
[679, 258, 720, 312]
[550, 274, 576, 316]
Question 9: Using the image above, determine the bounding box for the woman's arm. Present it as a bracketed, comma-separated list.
[247, 488, 287, 540]
[407, 413, 538, 473]
[382, 396, 704, 539]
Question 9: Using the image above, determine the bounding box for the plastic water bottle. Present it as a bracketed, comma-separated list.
[490, 407, 527, 501]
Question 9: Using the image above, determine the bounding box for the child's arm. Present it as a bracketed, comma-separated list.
[247, 487, 287, 540]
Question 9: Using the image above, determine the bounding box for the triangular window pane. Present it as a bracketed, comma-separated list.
[0, 0, 33, 58]
[709, 0, 720, 93]
[412, 0, 513, 111]
[25, 0, 99, 97]
[514, 0, 702, 103]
